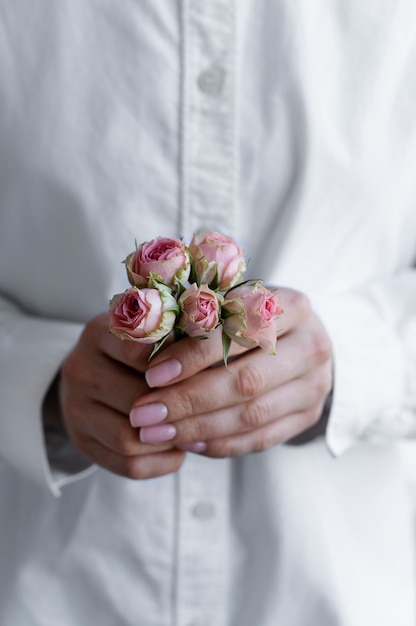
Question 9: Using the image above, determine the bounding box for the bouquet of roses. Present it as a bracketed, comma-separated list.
[109, 231, 283, 364]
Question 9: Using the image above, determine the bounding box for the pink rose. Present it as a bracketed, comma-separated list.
[109, 284, 178, 344]
[125, 237, 190, 289]
[189, 231, 246, 291]
[222, 282, 283, 353]
[177, 283, 223, 338]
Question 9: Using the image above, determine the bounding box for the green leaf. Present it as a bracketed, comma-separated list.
[148, 271, 169, 289]
[189, 253, 199, 284]
[222, 329, 232, 370]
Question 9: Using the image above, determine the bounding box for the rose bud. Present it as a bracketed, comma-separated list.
[189, 231, 246, 291]
[222, 282, 283, 354]
[125, 237, 190, 289]
[177, 283, 223, 338]
[109, 284, 178, 344]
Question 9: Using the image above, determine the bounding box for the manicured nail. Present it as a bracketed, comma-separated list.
[145, 359, 182, 388]
[177, 442, 207, 453]
[140, 424, 177, 443]
[129, 403, 168, 427]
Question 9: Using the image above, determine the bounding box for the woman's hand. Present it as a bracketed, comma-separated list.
[59, 312, 186, 478]
[131, 288, 333, 457]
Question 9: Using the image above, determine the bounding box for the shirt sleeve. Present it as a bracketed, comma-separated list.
[314, 266, 416, 455]
[0, 294, 95, 496]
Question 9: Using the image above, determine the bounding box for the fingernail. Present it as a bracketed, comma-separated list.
[177, 442, 207, 453]
[145, 359, 182, 388]
[129, 403, 168, 427]
[140, 424, 177, 443]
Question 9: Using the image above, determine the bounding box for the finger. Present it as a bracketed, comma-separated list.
[273, 287, 312, 334]
[140, 368, 329, 445]
[80, 437, 186, 479]
[142, 288, 310, 389]
[75, 355, 150, 416]
[93, 312, 155, 372]
[71, 401, 177, 457]
[144, 326, 247, 388]
[61, 318, 154, 414]
[130, 319, 331, 429]
[199, 407, 324, 458]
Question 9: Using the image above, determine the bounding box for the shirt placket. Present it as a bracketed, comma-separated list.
[175, 3, 236, 625]
[174, 455, 231, 626]
[179, 0, 238, 239]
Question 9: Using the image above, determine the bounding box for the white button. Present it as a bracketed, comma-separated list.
[191, 501, 216, 519]
[197, 67, 225, 96]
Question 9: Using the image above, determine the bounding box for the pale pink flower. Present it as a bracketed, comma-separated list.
[189, 231, 246, 291]
[177, 283, 223, 338]
[222, 282, 283, 353]
[109, 284, 178, 344]
[125, 237, 190, 289]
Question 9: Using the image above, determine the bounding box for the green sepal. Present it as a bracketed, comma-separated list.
[173, 276, 187, 296]
[148, 333, 172, 361]
[208, 268, 220, 292]
[148, 271, 168, 289]
[223, 278, 262, 297]
[189, 253, 199, 284]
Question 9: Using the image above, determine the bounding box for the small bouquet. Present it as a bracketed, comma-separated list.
[109, 231, 283, 364]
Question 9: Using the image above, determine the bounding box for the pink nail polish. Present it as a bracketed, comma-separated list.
[145, 359, 182, 388]
[129, 403, 168, 427]
[140, 424, 177, 443]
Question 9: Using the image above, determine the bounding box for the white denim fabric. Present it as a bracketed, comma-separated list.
[0, 1, 416, 625]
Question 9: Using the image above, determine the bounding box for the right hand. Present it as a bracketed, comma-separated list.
[59, 312, 186, 479]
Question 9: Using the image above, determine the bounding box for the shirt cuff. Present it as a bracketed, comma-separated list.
[313, 292, 406, 455]
[0, 297, 94, 495]
[42, 372, 96, 493]
[44, 428, 96, 491]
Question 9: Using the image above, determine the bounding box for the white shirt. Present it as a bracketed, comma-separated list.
[0, 1, 415, 625]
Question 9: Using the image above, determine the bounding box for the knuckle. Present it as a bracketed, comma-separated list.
[175, 415, 205, 443]
[309, 368, 332, 400]
[168, 329, 221, 375]
[234, 364, 265, 399]
[304, 406, 322, 429]
[61, 351, 98, 392]
[190, 327, 222, 362]
[61, 353, 83, 386]
[119, 340, 150, 370]
[310, 328, 332, 364]
[213, 438, 240, 458]
[112, 430, 136, 457]
[253, 430, 276, 453]
[240, 399, 269, 430]
[185, 415, 205, 441]
[174, 388, 198, 417]
[59, 389, 83, 427]
[120, 455, 157, 480]
[121, 456, 144, 480]
[290, 290, 312, 318]
[121, 452, 185, 480]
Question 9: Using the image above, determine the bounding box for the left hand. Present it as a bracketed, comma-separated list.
[129, 287, 333, 457]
